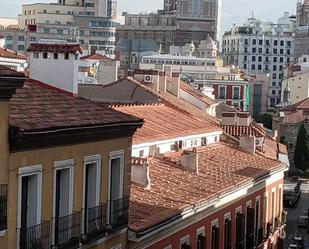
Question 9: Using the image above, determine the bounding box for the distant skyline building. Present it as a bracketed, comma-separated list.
[222, 12, 296, 108]
[116, 0, 221, 54]
[295, 0, 309, 58]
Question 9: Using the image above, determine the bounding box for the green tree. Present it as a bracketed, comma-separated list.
[255, 112, 273, 130]
[294, 124, 309, 172]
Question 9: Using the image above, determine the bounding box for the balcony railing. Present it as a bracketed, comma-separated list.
[256, 227, 264, 245]
[19, 221, 50, 249]
[82, 204, 107, 243]
[108, 197, 129, 232]
[54, 212, 81, 249]
[246, 233, 255, 249]
[0, 184, 7, 231]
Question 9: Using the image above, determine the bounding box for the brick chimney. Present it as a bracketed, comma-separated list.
[222, 112, 237, 125]
[131, 158, 151, 189]
[0, 66, 25, 184]
[239, 136, 256, 154]
[180, 148, 199, 174]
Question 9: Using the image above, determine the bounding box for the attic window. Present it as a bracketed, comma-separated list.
[42, 52, 48, 59]
[64, 53, 69, 60]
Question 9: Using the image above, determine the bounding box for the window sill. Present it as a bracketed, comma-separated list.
[0, 229, 6, 237]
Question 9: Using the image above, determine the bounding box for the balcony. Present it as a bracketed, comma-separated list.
[246, 233, 255, 249]
[0, 184, 7, 231]
[108, 197, 129, 232]
[19, 221, 50, 249]
[54, 212, 81, 249]
[82, 204, 107, 244]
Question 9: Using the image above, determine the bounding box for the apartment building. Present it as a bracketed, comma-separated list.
[0, 66, 142, 249]
[222, 13, 296, 108]
[0, 1, 116, 54]
[76, 69, 287, 249]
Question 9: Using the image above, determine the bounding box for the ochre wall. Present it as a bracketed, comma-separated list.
[6, 136, 133, 249]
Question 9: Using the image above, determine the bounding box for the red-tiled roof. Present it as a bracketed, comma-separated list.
[9, 79, 142, 132]
[0, 47, 26, 60]
[180, 81, 218, 106]
[129, 143, 284, 233]
[220, 124, 265, 138]
[27, 43, 82, 54]
[0, 65, 25, 77]
[114, 104, 221, 144]
[80, 53, 114, 61]
[281, 98, 309, 111]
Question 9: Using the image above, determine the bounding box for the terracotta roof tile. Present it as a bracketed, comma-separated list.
[27, 43, 82, 54]
[9, 79, 142, 132]
[0, 47, 26, 60]
[114, 104, 221, 144]
[129, 143, 284, 233]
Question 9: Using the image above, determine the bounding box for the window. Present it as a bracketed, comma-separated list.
[254, 198, 261, 243]
[266, 40, 270, 46]
[266, 48, 269, 54]
[196, 227, 206, 249]
[219, 86, 226, 99]
[244, 47, 248, 53]
[263, 193, 268, 236]
[287, 49, 290, 55]
[273, 57, 277, 62]
[273, 48, 277, 54]
[251, 64, 256, 70]
[43, 52, 48, 59]
[280, 49, 284, 54]
[258, 56, 262, 62]
[245, 39, 248, 45]
[54, 53, 58, 60]
[252, 39, 256, 45]
[244, 56, 247, 62]
[201, 137, 207, 146]
[274, 40, 278, 46]
[0, 185, 7, 231]
[18, 36, 25, 41]
[273, 65, 277, 71]
[280, 40, 284, 46]
[33, 52, 39, 59]
[280, 57, 284, 63]
[211, 225, 219, 249]
[43, 28, 50, 33]
[287, 41, 291, 47]
[180, 235, 191, 249]
[265, 65, 269, 71]
[18, 45, 24, 51]
[64, 53, 69, 60]
[57, 29, 63, 35]
[252, 48, 256, 53]
[252, 56, 256, 62]
[6, 35, 12, 41]
[259, 39, 263, 45]
[85, 2, 95, 7]
[224, 217, 232, 249]
[272, 90, 276, 95]
[258, 48, 262, 54]
[258, 65, 262, 70]
[272, 74, 277, 79]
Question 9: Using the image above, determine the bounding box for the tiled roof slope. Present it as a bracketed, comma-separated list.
[129, 142, 284, 233]
[9, 80, 142, 132]
[180, 81, 218, 106]
[114, 104, 221, 145]
[0, 47, 26, 60]
[281, 97, 309, 111]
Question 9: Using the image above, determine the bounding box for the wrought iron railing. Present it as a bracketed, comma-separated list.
[54, 212, 81, 249]
[108, 197, 129, 232]
[19, 221, 50, 249]
[82, 204, 107, 243]
[0, 184, 7, 231]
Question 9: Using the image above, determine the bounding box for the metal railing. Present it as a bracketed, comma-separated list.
[19, 221, 50, 249]
[0, 184, 7, 231]
[246, 233, 255, 249]
[108, 197, 129, 232]
[54, 212, 81, 249]
[82, 204, 107, 243]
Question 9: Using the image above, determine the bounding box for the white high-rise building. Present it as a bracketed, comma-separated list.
[222, 12, 296, 108]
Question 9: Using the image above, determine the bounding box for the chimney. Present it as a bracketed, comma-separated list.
[180, 149, 199, 174]
[27, 42, 82, 94]
[167, 72, 180, 97]
[237, 112, 251, 126]
[222, 112, 237, 125]
[239, 136, 256, 154]
[131, 158, 151, 189]
[158, 71, 167, 93]
[0, 66, 25, 184]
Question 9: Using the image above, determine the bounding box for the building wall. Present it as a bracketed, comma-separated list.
[28, 51, 79, 94]
[136, 177, 284, 249]
[249, 75, 269, 116]
[6, 136, 133, 249]
[281, 72, 309, 104]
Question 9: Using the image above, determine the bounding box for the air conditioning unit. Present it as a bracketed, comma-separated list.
[255, 137, 264, 147]
[144, 75, 154, 83]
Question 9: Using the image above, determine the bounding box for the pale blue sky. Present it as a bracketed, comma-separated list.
[2, 0, 297, 35]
